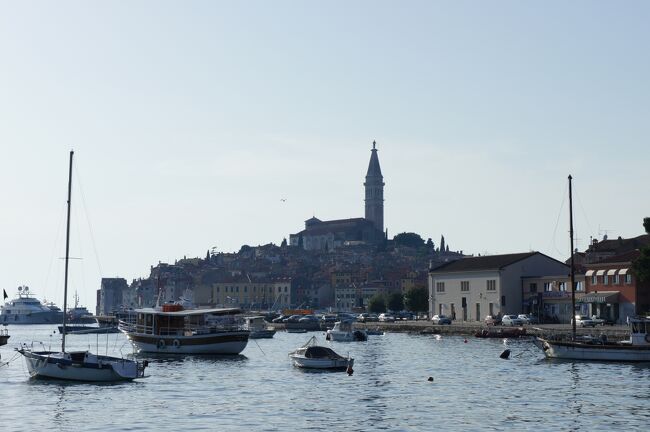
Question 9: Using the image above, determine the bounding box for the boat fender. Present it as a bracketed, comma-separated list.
[645, 334, 650, 343]
[157, 339, 166, 349]
[173, 339, 181, 348]
[346, 365, 354, 376]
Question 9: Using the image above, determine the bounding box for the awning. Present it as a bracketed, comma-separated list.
[606, 269, 618, 276]
[577, 291, 619, 304]
[618, 268, 629, 275]
[585, 270, 595, 277]
[595, 270, 606, 276]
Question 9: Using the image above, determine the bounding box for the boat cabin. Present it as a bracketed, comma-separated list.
[123, 306, 243, 336]
[629, 318, 650, 346]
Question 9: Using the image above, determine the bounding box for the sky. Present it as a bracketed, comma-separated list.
[1, 1, 649, 309]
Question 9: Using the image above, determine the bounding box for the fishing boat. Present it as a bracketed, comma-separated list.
[289, 336, 354, 370]
[244, 316, 276, 339]
[119, 303, 249, 354]
[326, 320, 367, 342]
[17, 151, 147, 381]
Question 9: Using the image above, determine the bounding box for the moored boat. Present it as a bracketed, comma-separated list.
[326, 320, 367, 342]
[475, 327, 527, 338]
[0, 328, 9, 346]
[1, 286, 64, 325]
[244, 316, 276, 339]
[534, 317, 650, 361]
[289, 336, 354, 370]
[119, 304, 249, 354]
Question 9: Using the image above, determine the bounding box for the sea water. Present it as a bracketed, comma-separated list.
[1, 325, 649, 431]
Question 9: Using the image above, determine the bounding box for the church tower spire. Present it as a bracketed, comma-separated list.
[364, 140, 385, 233]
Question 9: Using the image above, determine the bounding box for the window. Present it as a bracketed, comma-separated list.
[461, 281, 470, 292]
[559, 282, 566, 292]
[576, 281, 584, 292]
[216, 287, 220, 292]
[603, 275, 609, 285]
[436, 282, 445, 293]
[486, 280, 496, 291]
[501, 295, 506, 306]
[626, 274, 632, 284]
[529, 283, 537, 293]
[613, 274, 620, 284]
[543, 282, 552, 292]
[592, 275, 597, 285]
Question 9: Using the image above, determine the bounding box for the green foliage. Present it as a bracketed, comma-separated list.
[239, 245, 252, 254]
[632, 247, 650, 283]
[426, 238, 434, 250]
[281, 238, 288, 247]
[404, 287, 429, 312]
[393, 232, 425, 249]
[644, 217, 650, 235]
[386, 291, 404, 312]
[368, 294, 386, 314]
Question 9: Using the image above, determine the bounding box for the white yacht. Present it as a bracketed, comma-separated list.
[1, 286, 63, 324]
[326, 320, 367, 342]
[244, 316, 276, 339]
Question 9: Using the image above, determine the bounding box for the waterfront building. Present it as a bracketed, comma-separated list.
[289, 141, 385, 251]
[428, 252, 569, 322]
[193, 279, 292, 310]
[97, 277, 128, 315]
[521, 274, 585, 323]
[583, 250, 650, 323]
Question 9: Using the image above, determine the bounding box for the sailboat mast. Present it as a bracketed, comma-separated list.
[61, 150, 74, 353]
[569, 175, 576, 339]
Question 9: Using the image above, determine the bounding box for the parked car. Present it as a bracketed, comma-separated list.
[517, 314, 538, 325]
[501, 315, 524, 326]
[366, 313, 379, 322]
[272, 314, 290, 323]
[484, 315, 502, 326]
[298, 315, 318, 323]
[283, 315, 302, 323]
[378, 313, 395, 322]
[572, 315, 596, 327]
[591, 315, 615, 326]
[357, 313, 370, 322]
[396, 311, 414, 321]
[321, 314, 337, 323]
[431, 314, 452, 325]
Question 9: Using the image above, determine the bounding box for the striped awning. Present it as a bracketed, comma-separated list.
[585, 270, 595, 277]
[606, 269, 618, 276]
[595, 270, 606, 276]
[577, 291, 619, 304]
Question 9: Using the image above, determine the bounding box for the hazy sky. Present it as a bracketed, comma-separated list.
[1, 1, 648, 308]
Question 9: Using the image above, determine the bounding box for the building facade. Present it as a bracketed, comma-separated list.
[428, 252, 569, 321]
[193, 279, 292, 310]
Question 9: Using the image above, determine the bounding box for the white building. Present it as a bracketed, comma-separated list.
[428, 252, 569, 322]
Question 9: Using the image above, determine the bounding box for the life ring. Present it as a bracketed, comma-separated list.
[157, 339, 166, 349]
[645, 334, 650, 343]
[172, 339, 181, 348]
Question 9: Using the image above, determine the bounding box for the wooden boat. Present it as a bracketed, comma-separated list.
[119, 304, 249, 354]
[534, 318, 650, 361]
[475, 327, 527, 338]
[18, 151, 146, 382]
[289, 336, 353, 370]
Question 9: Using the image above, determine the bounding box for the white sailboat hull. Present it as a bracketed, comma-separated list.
[535, 338, 650, 362]
[19, 350, 143, 381]
[289, 354, 353, 370]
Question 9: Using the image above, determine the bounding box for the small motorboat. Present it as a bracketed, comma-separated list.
[286, 328, 308, 334]
[289, 336, 353, 370]
[326, 320, 367, 342]
[244, 316, 276, 339]
[475, 327, 527, 338]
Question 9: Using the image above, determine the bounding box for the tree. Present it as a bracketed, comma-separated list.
[393, 232, 425, 249]
[368, 294, 386, 313]
[280, 238, 287, 248]
[644, 217, 650, 235]
[426, 238, 434, 251]
[387, 291, 404, 312]
[404, 287, 428, 313]
[632, 217, 650, 282]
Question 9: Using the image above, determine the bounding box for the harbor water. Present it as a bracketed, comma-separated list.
[1, 325, 650, 431]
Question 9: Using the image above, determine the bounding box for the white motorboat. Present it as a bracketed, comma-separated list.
[534, 317, 650, 361]
[119, 304, 249, 354]
[244, 316, 276, 339]
[326, 320, 367, 342]
[1, 286, 64, 324]
[289, 336, 354, 370]
[18, 151, 146, 382]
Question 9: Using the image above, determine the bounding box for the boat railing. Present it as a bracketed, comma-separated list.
[119, 321, 245, 335]
[0, 328, 8, 336]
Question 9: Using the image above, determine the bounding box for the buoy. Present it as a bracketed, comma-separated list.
[346, 365, 354, 376]
[427, 377, 433, 382]
[500, 349, 511, 359]
[464, 338, 468, 343]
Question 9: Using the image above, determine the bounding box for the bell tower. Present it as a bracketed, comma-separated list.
[364, 140, 384, 233]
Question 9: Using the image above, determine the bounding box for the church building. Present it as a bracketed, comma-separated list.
[289, 141, 386, 251]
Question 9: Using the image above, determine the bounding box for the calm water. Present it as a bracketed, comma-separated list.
[1, 325, 650, 431]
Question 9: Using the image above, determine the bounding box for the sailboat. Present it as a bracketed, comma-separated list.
[17, 151, 148, 381]
[533, 176, 650, 361]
